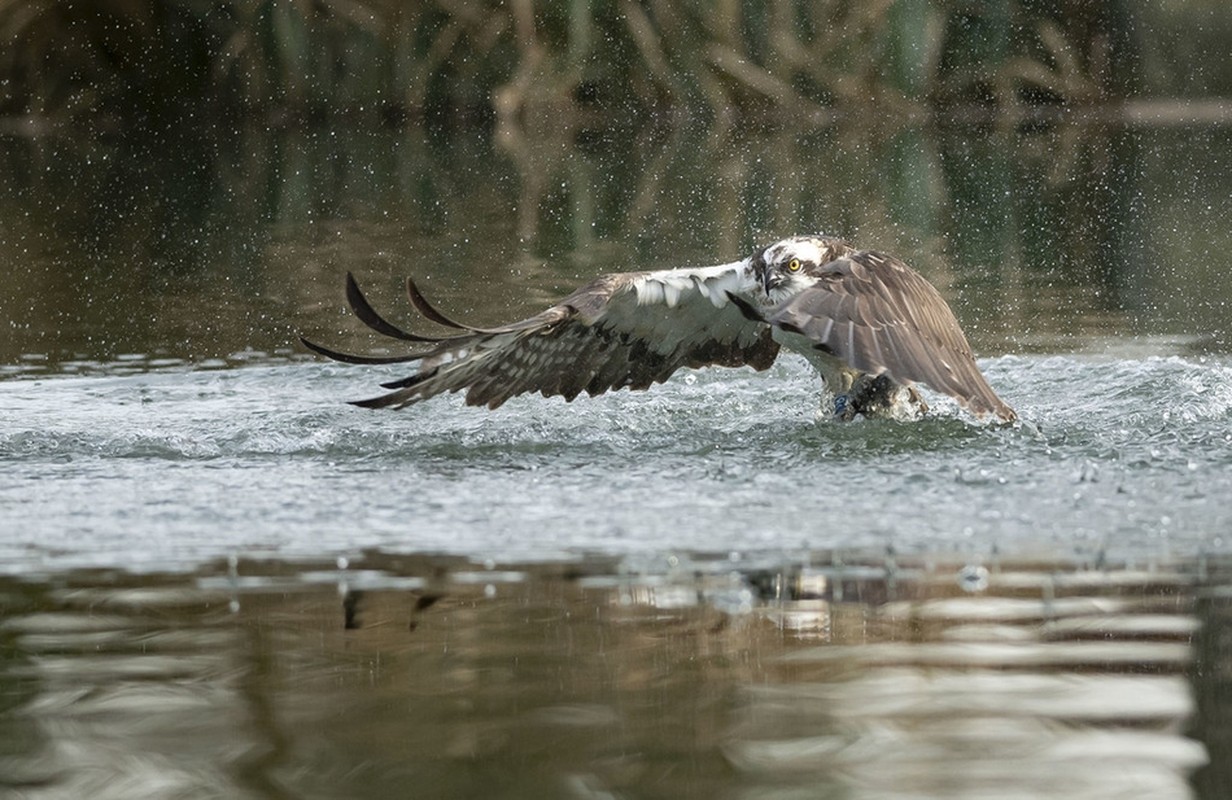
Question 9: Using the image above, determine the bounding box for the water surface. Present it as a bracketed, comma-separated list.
[1, 352, 1230, 572]
[0, 551, 1227, 798]
[3, 117, 1232, 797]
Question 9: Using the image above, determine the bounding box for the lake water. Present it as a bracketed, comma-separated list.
[2, 117, 1232, 797]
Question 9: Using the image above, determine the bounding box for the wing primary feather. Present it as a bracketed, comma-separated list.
[379, 370, 436, 390]
[315, 262, 786, 412]
[764, 248, 1016, 421]
[817, 318, 834, 343]
[406, 277, 505, 334]
[300, 336, 423, 365]
[349, 390, 409, 409]
[346, 273, 453, 343]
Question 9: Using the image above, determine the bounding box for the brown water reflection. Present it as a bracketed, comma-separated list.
[1, 553, 1226, 798]
[3, 118, 1232, 376]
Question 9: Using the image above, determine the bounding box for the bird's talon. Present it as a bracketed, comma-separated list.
[833, 394, 856, 421]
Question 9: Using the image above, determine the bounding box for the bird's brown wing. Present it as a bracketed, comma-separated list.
[769, 251, 1016, 421]
[301, 263, 779, 409]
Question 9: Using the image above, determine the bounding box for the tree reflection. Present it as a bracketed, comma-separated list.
[0, 552, 1215, 798]
[2, 113, 1230, 370]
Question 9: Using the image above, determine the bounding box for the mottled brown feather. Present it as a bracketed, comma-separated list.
[322, 270, 778, 410]
[771, 251, 1016, 421]
[305, 238, 1013, 421]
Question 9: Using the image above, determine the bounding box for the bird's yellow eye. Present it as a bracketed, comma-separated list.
[787, 258, 802, 272]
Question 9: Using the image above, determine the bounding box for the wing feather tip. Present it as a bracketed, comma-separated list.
[405, 277, 461, 331]
[299, 335, 426, 366]
[299, 335, 327, 355]
[992, 401, 1018, 424]
[406, 277, 506, 334]
[342, 273, 459, 343]
[299, 335, 365, 363]
[379, 369, 433, 390]
[348, 394, 399, 409]
[958, 391, 1017, 424]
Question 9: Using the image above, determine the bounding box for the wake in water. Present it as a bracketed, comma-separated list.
[0, 353, 1230, 571]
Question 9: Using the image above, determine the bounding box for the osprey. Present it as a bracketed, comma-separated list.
[302, 235, 1016, 422]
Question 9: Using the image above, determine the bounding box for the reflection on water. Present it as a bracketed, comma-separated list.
[4, 110, 1232, 799]
[0, 553, 1225, 798]
[2, 119, 1232, 373]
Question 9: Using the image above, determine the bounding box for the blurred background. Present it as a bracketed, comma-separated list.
[1, 0, 1227, 126]
[2, 0, 1231, 369]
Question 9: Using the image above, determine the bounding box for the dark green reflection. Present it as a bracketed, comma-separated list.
[2, 119, 1231, 374]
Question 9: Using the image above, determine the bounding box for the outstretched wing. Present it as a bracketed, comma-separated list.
[764, 251, 1015, 421]
[301, 262, 779, 409]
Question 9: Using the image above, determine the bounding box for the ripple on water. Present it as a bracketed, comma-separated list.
[1, 354, 1231, 568]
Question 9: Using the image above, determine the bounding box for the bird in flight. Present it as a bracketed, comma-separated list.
[301, 235, 1016, 422]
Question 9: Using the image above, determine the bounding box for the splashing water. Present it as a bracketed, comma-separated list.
[1, 352, 1230, 573]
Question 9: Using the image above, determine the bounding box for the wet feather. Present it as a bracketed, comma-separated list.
[302, 237, 1015, 421]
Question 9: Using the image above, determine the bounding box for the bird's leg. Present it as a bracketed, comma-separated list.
[821, 367, 859, 421]
[832, 392, 856, 421]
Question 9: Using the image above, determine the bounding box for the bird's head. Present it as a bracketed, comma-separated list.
[753, 235, 851, 302]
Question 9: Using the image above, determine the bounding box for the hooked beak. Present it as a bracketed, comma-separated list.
[762, 270, 783, 296]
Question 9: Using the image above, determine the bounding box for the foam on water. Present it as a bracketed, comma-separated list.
[2, 353, 1230, 571]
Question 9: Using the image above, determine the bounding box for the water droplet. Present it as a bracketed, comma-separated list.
[957, 565, 989, 593]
